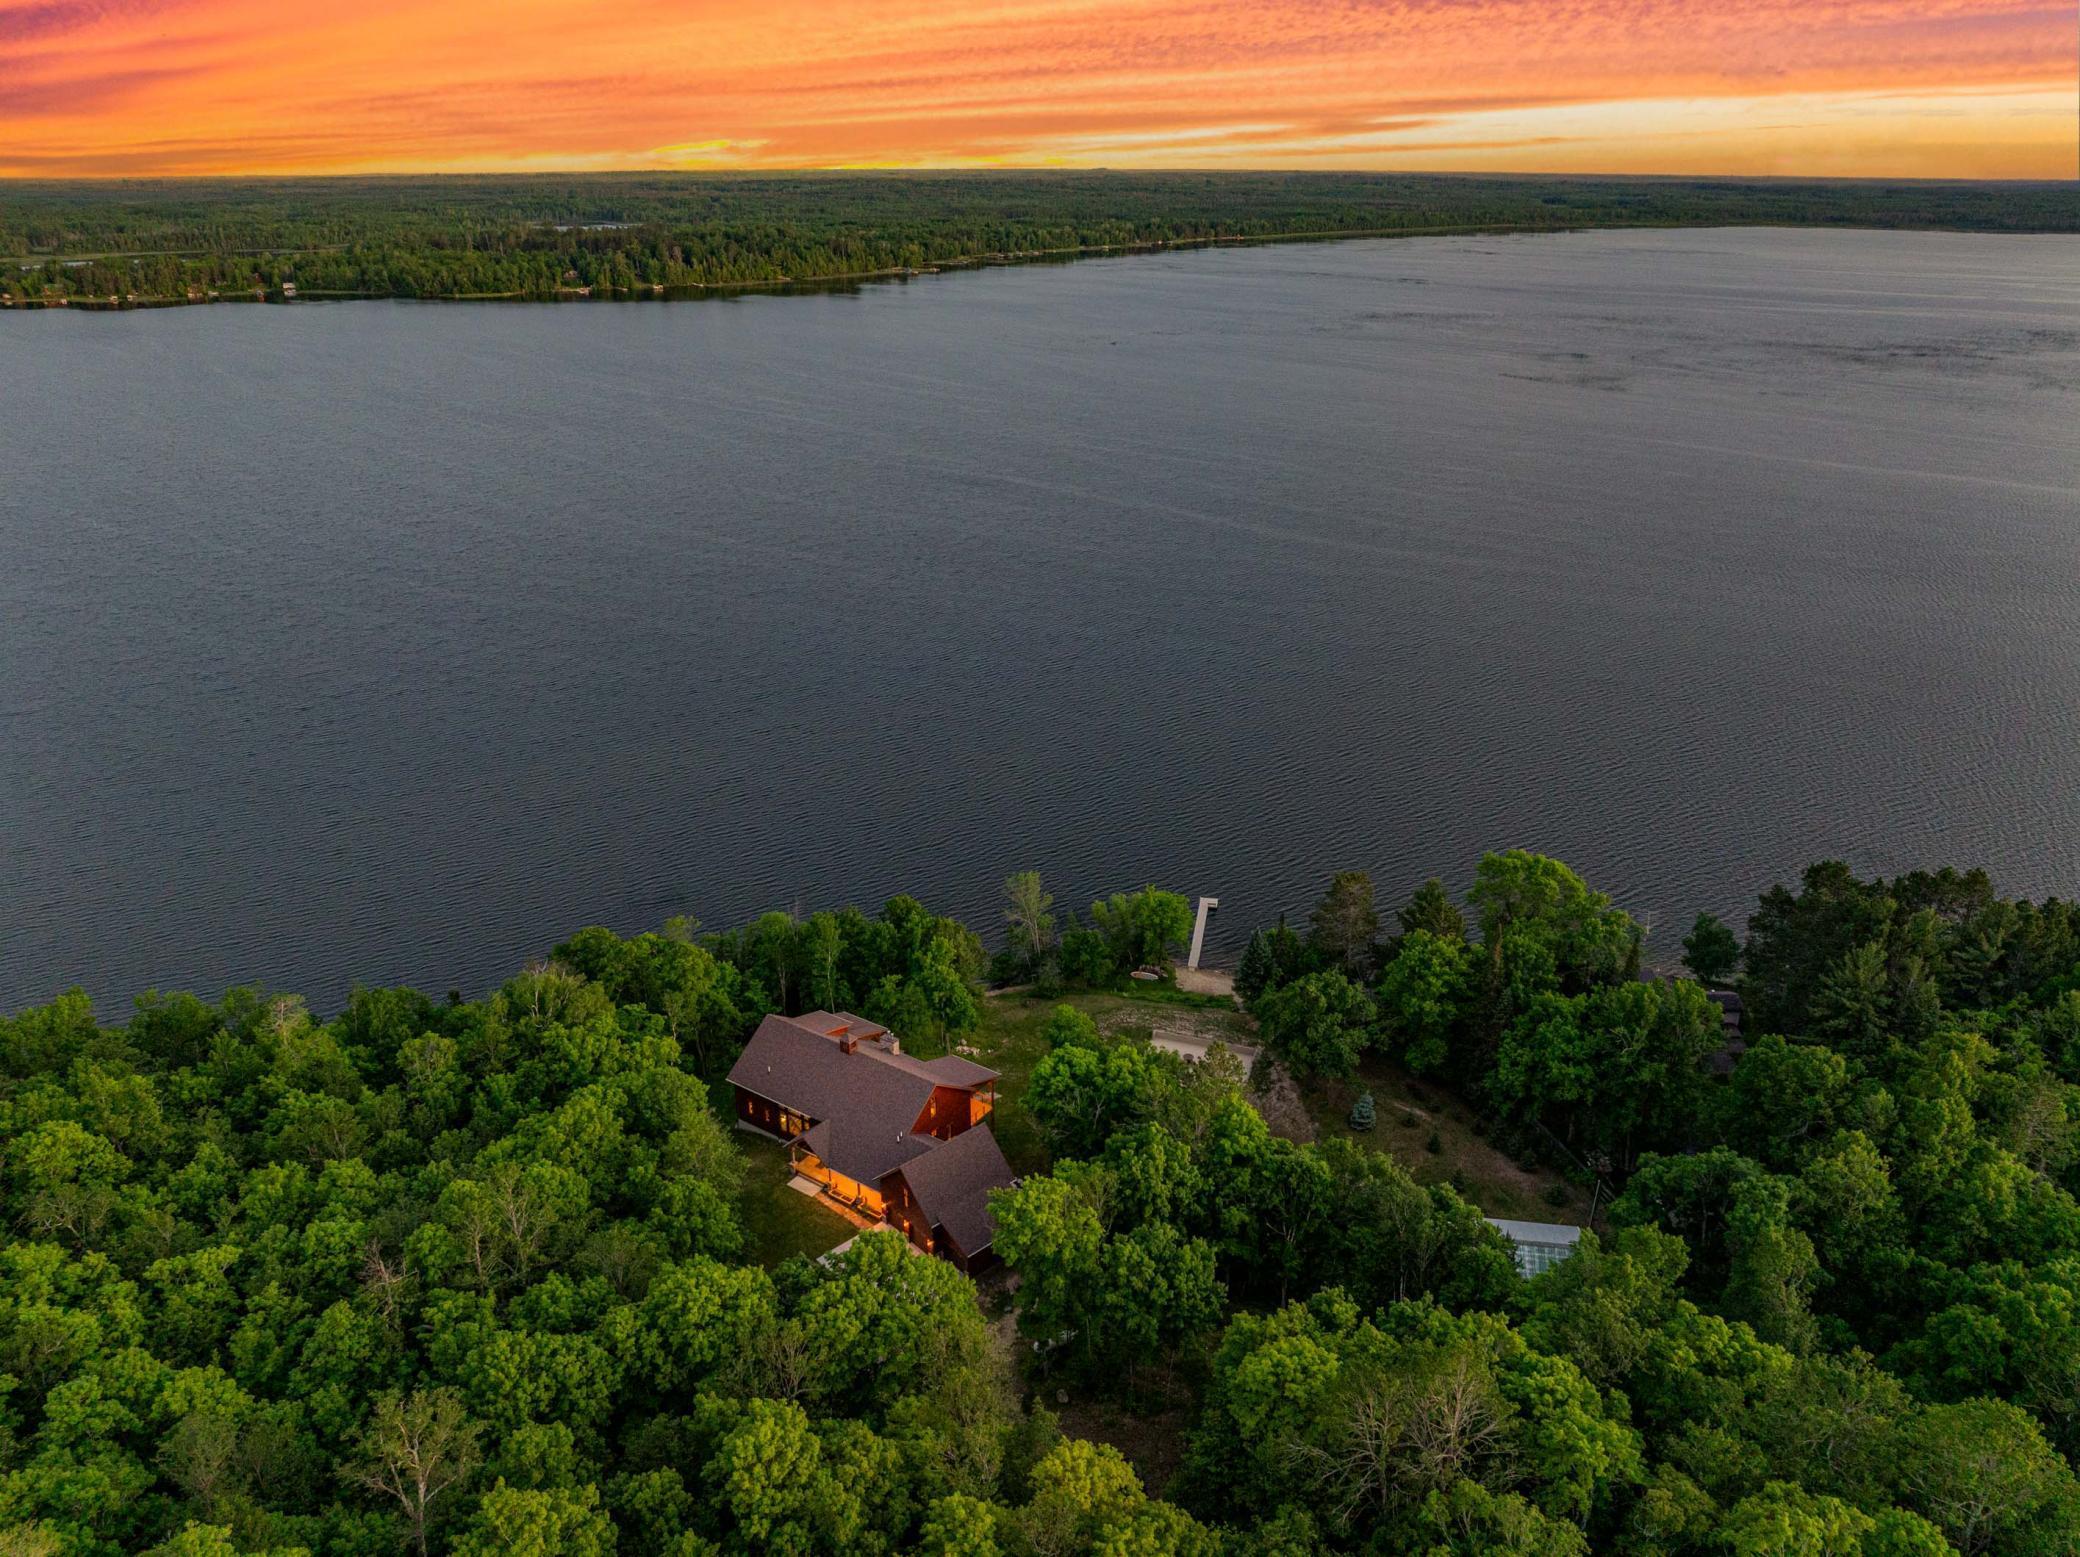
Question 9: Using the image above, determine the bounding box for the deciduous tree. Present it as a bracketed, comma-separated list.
[345, 1387, 482, 1557]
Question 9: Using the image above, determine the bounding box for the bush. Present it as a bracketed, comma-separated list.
[1399, 1113, 1419, 1129]
[1033, 952, 1064, 998]
[1059, 926, 1116, 987]
[1425, 1131, 1443, 1154]
[1543, 1184, 1571, 1208]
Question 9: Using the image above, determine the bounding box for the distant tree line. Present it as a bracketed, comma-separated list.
[5, 172, 2077, 305]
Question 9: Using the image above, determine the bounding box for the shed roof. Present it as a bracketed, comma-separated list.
[1485, 1217, 1584, 1248]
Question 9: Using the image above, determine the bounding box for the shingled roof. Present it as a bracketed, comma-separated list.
[731, 1012, 933, 1112]
[730, 1014, 999, 1100]
[910, 1051, 1000, 1089]
[726, 1012, 1000, 1185]
[895, 1126, 1015, 1259]
[796, 1110, 939, 1186]
[792, 1010, 1001, 1089]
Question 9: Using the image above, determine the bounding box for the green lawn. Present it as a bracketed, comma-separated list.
[1303, 1057, 1581, 1223]
[735, 1132, 854, 1267]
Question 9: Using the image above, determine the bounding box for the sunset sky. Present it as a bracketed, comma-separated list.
[3, 0, 2075, 179]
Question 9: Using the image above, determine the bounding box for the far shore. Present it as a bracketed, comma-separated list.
[0, 220, 1587, 311]
[4, 215, 2057, 314]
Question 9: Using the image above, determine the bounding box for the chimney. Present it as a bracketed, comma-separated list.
[839, 1033, 858, 1055]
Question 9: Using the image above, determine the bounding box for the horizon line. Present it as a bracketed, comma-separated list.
[5, 166, 2076, 187]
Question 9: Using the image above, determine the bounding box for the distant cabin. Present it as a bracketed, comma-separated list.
[1486, 1217, 1583, 1279]
[728, 1011, 1013, 1274]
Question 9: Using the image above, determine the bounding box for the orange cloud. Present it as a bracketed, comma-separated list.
[1, 0, 2073, 176]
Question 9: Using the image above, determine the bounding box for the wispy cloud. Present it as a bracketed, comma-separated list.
[0, 0, 182, 44]
[2, 0, 2072, 176]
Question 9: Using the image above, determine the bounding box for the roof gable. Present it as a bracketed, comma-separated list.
[895, 1126, 1016, 1257]
[797, 1106, 940, 1186]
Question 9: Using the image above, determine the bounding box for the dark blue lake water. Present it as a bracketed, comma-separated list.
[6, 228, 2080, 1014]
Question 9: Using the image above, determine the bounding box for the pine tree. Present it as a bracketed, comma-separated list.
[1264, 918, 1314, 994]
[1236, 929, 1274, 1003]
[1310, 870, 1381, 976]
[1348, 1091, 1377, 1131]
[1398, 877, 1468, 943]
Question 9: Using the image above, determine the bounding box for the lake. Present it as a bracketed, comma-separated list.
[5, 228, 2080, 1015]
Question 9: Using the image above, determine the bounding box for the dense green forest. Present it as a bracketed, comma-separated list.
[7, 854, 2080, 1554]
[4, 172, 2078, 306]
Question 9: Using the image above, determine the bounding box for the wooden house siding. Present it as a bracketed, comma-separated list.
[882, 1172, 935, 1253]
[914, 1084, 989, 1140]
[733, 1085, 811, 1140]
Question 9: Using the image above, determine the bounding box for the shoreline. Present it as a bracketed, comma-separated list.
[6, 216, 2072, 313]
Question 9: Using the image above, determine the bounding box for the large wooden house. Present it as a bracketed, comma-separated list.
[727, 1010, 1013, 1273]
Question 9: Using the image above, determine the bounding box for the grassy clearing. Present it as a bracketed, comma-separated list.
[1303, 1057, 1580, 1223]
[735, 1132, 853, 1267]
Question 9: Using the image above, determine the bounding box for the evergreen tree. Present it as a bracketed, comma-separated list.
[1309, 870, 1381, 976]
[1236, 929, 1274, 1003]
[1398, 877, 1468, 943]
